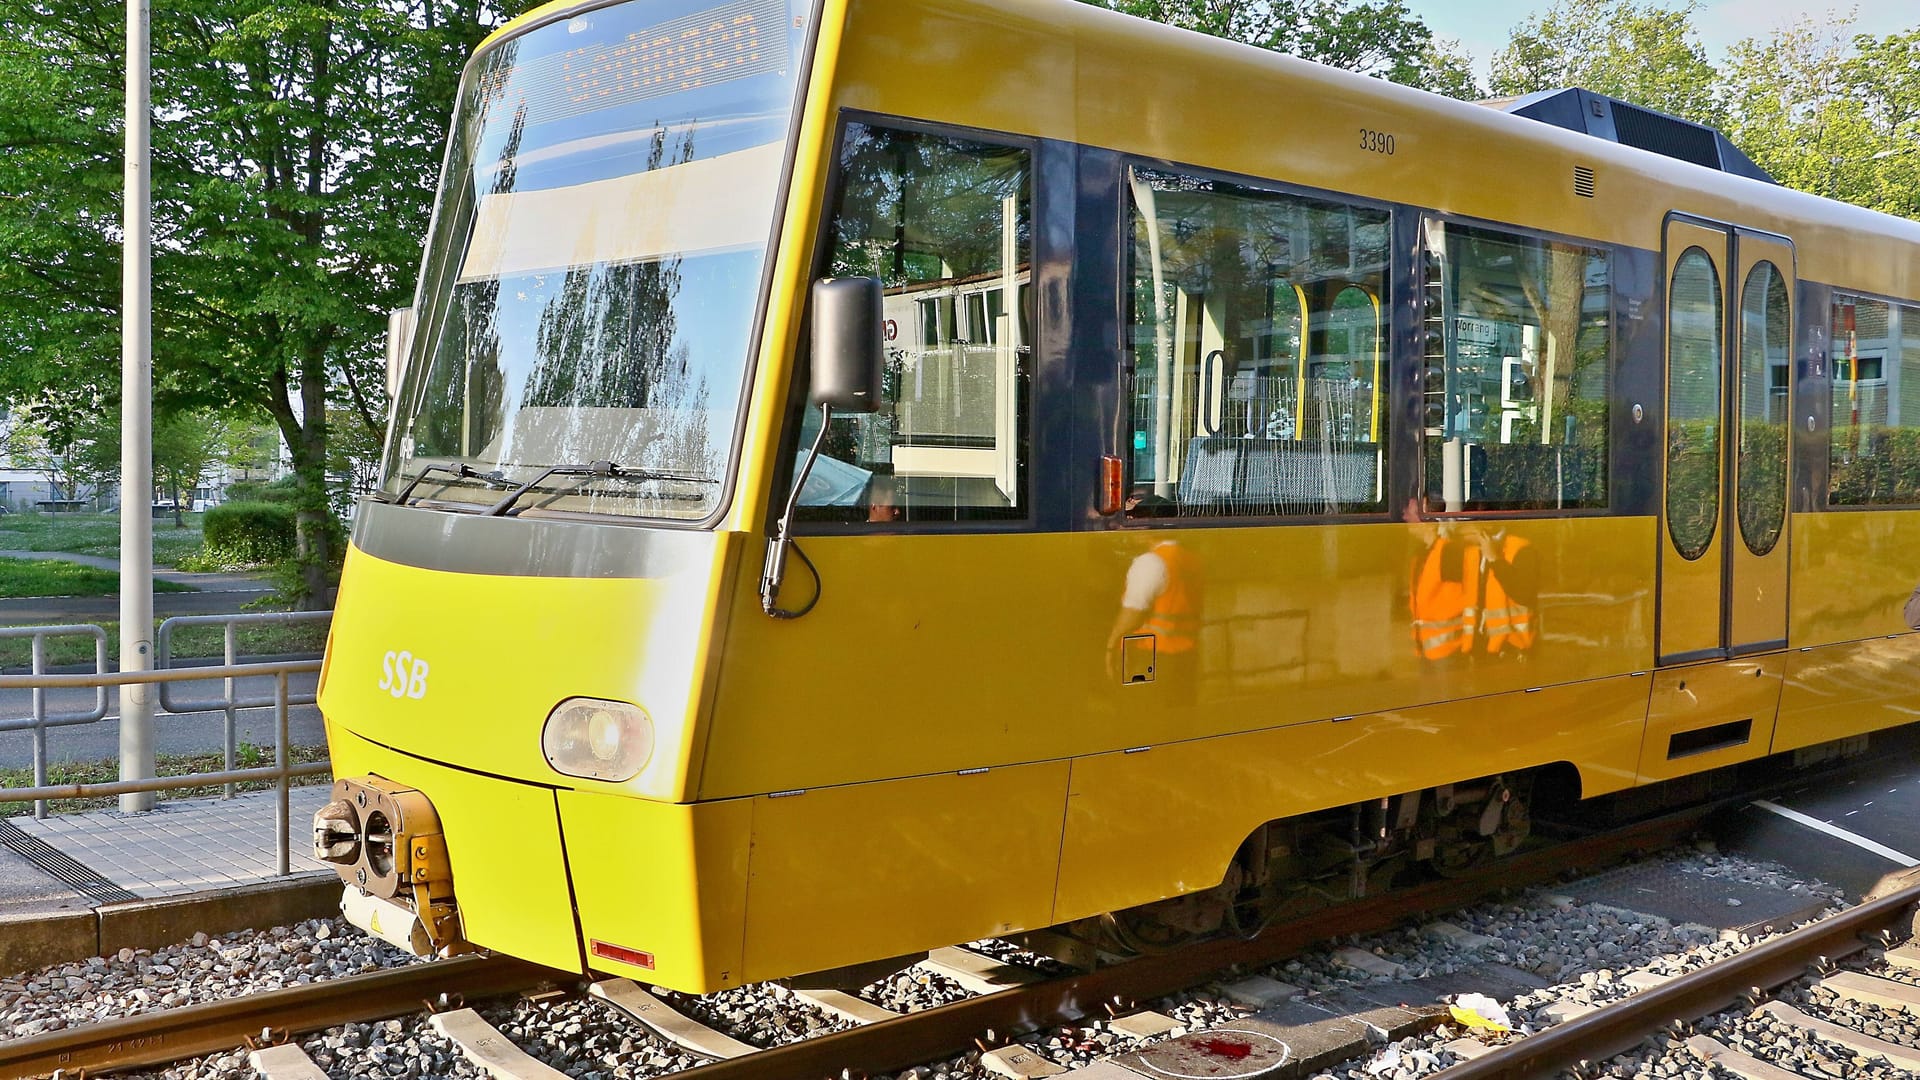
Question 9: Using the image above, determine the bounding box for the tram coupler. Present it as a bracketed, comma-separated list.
[313, 775, 470, 957]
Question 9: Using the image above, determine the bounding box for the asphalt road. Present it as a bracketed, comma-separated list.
[0, 555, 327, 767]
[1720, 755, 1920, 898]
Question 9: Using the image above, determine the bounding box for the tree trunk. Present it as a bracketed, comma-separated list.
[289, 423, 332, 611]
[266, 354, 336, 612]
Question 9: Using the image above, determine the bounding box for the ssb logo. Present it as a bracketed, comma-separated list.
[379, 650, 430, 700]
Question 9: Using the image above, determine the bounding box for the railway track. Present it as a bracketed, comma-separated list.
[0, 801, 1714, 1080]
[1427, 872, 1920, 1080]
[0, 954, 560, 1080]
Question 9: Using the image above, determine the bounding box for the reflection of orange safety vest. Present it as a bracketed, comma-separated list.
[1480, 535, 1534, 655]
[1142, 542, 1201, 655]
[1412, 540, 1477, 660]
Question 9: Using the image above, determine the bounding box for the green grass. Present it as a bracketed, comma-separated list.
[0, 617, 330, 669]
[0, 556, 194, 599]
[0, 743, 332, 817]
[0, 511, 207, 568]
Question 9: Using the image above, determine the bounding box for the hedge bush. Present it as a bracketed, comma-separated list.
[1831, 423, 1920, 506]
[202, 501, 296, 564]
[226, 476, 303, 506]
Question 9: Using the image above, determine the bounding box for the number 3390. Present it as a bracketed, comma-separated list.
[1359, 128, 1396, 155]
[379, 651, 430, 700]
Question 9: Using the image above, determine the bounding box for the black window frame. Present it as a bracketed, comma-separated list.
[1822, 286, 1920, 512]
[776, 110, 1049, 537]
[1110, 153, 1401, 530]
[1415, 210, 1624, 521]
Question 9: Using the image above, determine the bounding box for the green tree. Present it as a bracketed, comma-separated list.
[152, 408, 228, 527]
[326, 405, 385, 512]
[1720, 20, 1920, 218]
[1839, 30, 1920, 219]
[0, 0, 535, 606]
[212, 416, 283, 486]
[1480, 3, 1920, 218]
[1077, 0, 1483, 98]
[1490, 0, 1722, 126]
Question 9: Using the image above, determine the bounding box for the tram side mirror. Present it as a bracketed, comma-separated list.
[810, 277, 883, 414]
[385, 307, 416, 401]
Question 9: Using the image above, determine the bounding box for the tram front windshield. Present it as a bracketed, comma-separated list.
[382, 0, 808, 521]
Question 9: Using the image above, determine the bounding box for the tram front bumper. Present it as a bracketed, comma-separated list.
[314, 776, 468, 958]
[310, 724, 584, 971]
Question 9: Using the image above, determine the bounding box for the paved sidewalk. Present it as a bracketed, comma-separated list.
[1, 787, 332, 915]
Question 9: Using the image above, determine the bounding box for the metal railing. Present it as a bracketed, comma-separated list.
[0, 625, 110, 819]
[0, 613, 330, 877]
[156, 611, 332, 799]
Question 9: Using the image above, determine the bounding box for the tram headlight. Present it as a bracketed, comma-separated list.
[542, 698, 653, 782]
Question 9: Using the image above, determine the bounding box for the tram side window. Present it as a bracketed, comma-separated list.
[1736, 261, 1790, 556]
[1125, 167, 1390, 518]
[795, 122, 1031, 523]
[1829, 295, 1920, 506]
[1423, 224, 1611, 513]
[1667, 249, 1723, 560]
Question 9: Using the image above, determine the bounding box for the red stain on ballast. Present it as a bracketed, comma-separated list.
[1193, 1036, 1254, 1059]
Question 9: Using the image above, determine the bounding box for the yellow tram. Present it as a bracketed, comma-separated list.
[313, 0, 1920, 993]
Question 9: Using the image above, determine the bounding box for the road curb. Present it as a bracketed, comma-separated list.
[2, 873, 341, 976]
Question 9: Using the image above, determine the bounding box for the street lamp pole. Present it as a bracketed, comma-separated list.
[119, 0, 155, 812]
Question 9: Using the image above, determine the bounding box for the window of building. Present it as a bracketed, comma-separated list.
[1737, 261, 1789, 556]
[1422, 223, 1611, 513]
[1667, 248, 1722, 559]
[795, 122, 1032, 523]
[1830, 295, 1920, 506]
[1124, 167, 1390, 518]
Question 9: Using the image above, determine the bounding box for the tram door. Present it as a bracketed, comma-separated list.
[1658, 216, 1795, 665]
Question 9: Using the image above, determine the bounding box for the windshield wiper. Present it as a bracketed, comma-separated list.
[393, 463, 507, 506]
[483, 460, 717, 517]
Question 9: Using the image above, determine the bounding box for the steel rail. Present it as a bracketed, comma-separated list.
[1424, 877, 1920, 1080]
[0, 954, 566, 1080]
[671, 802, 1713, 1080]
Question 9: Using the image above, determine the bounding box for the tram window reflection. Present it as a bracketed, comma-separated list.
[1736, 261, 1789, 556]
[1422, 225, 1612, 514]
[795, 122, 1032, 524]
[1124, 166, 1391, 519]
[1829, 295, 1920, 507]
[1666, 248, 1723, 560]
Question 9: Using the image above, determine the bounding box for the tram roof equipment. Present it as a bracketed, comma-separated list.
[1488, 87, 1775, 184]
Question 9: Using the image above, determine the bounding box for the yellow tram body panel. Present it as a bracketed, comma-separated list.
[1775, 509, 1920, 752]
[1051, 673, 1652, 922]
[1788, 509, 1920, 648]
[740, 763, 1072, 981]
[703, 517, 1657, 798]
[558, 789, 753, 990]
[1633, 657, 1785, 784]
[321, 540, 739, 803]
[324, 724, 581, 971]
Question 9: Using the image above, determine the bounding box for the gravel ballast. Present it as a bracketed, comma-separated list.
[0, 847, 1874, 1080]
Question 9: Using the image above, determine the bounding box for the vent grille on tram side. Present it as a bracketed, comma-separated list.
[1574, 166, 1596, 198]
[1610, 102, 1722, 169]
